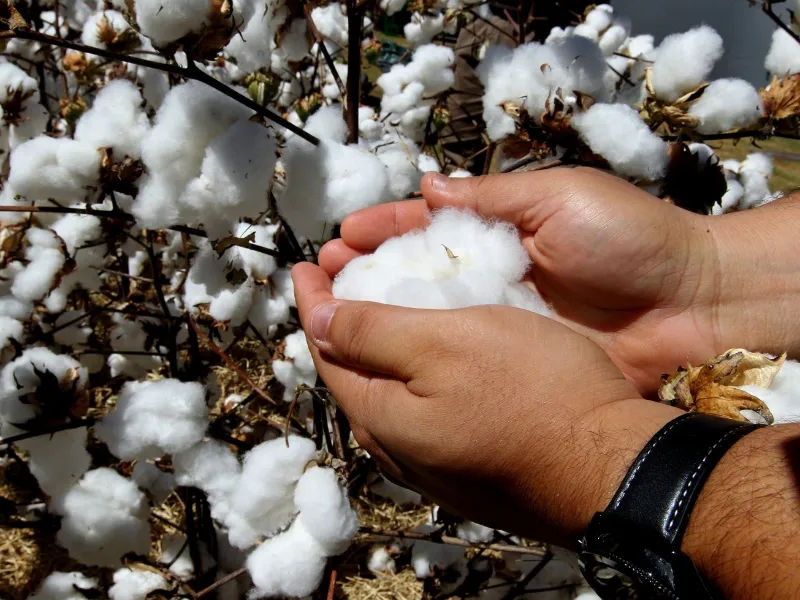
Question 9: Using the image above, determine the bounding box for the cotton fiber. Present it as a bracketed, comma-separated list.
[294, 466, 359, 555]
[650, 26, 724, 102]
[109, 568, 168, 600]
[96, 378, 208, 460]
[739, 360, 800, 424]
[689, 79, 763, 134]
[765, 28, 800, 77]
[272, 331, 318, 401]
[28, 572, 98, 600]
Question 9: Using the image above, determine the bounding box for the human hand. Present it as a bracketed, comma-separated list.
[292, 261, 681, 546]
[319, 168, 800, 393]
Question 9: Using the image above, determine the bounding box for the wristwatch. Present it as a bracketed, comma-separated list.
[577, 412, 763, 599]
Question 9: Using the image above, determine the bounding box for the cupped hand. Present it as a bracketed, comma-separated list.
[319, 168, 800, 393]
[292, 262, 680, 546]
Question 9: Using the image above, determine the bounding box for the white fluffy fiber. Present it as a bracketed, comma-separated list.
[28, 572, 98, 600]
[689, 79, 763, 134]
[132, 461, 176, 504]
[135, 0, 215, 46]
[56, 467, 151, 566]
[21, 428, 91, 509]
[81, 10, 132, 49]
[334, 208, 540, 310]
[227, 436, 317, 548]
[9, 136, 100, 204]
[0, 315, 22, 349]
[272, 330, 318, 402]
[310, 3, 348, 48]
[571, 103, 669, 180]
[109, 568, 168, 600]
[96, 378, 208, 460]
[0, 62, 49, 149]
[481, 37, 607, 141]
[650, 25, 724, 102]
[246, 517, 328, 599]
[294, 466, 358, 555]
[765, 28, 800, 77]
[75, 79, 150, 159]
[404, 12, 445, 46]
[740, 360, 800, 425]
[10, 229, 65, 303]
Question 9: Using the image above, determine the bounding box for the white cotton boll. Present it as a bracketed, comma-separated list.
[765, 28, 800, 77]
[272, 330, 317, 401]
[456, 520, 494, 543]
[246, 518, 328, 599]
[382, 81, 425, 115]
[718, 179, 745, 213]
[747, 360, 800, 424]
[482, 38, 607, 141]
[310, 3, 348, 48]
[599, 24, 628, 56]
[229, 223, 278, 280]
[75, 79, 150, 159]
[173, 438, 241, 500]
[209, 277, 256, 324]
[584, 6, 613, 33]
[411, 538, 464, 578]
[381, 0, 407, 16]
[449, 169, 472, 178]
[417, 153, 441, 173]
[20, 428, 91, 509]
[273, 269, 297, 308]
[571, 103, 669, 180]
[625, 34, 655, 59]
[333, 208, 532, 310]
[107, 317, 163, 378]
[160, 533, 216, 580]
[49, 213, 102, 259]
[132, 461, 176, 505]
[109, 568, 168, 600]
[303, 104, 348, 143]
[0, 63, 48, 148]
[9, 137, 100, 204]
[651, 26, 724, 102]
[294, 467, 358, 555]
[28, 572, 98, 600]
[0, 295, 32, 321]
[180, 120, 277, 237]
[248, 286, 290, 339]
[689, 79, 763, 134]
[96, 379, 208, 460]
[370, 476, 422, 504]
[81, 10, 133, 49]
[135, 0, 213, 46]
[368, 545, 397, 574]
[322, 63, 348, 100]
[225, 7, 276, 74]
[739, 153, 773, 209]
[544, 25, 574, 46]
[0, 347, 87, 428]
[135, 81, 253, 229]
[404, 12, 445, 46]
[376, 145, 422, 201]
[56, 468, 150, 566]
[228, 436, 317, 547]
[0, 316, 22, 349]
[573, 23, 600, 42]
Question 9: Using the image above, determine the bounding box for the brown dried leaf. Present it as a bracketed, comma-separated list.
[214, 232, 256, 255]
[760, 74, 800, 121]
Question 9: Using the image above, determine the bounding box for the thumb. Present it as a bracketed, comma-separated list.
[421, 169, 581, 230]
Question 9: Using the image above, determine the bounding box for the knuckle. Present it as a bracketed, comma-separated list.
[337, 304, 378, 363]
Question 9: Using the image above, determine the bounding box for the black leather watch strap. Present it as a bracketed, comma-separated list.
[605, 412, 762, 545]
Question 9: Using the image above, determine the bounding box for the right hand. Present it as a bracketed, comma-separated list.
[319, 167, 800, 393]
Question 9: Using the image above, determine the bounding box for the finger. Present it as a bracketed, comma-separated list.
[293, 263, 448, 379]
[318, 239, 367, 277]
[339, 200, 429, 250]
[421, 168, 587, 230]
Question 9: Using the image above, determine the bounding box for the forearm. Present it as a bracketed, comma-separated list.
[707, 194, 800, 358]
[682, 424, 800, 599]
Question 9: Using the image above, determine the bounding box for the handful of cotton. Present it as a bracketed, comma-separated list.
[332, 209, 550, 315]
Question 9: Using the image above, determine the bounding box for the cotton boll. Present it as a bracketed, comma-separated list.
[689, 79, 763, 134]
[28, 572, 98, 600]
[0, 62, 49, 148]
[294, 467, 358, 555]
[96, 378, 208, 460]
[132, 461, 176, 504]
[765, 28, 800, 77]
[651, 26, 724, 102]
[56, 468, 150, 566]
[411, 538, 464, 578]
[599, 23, 629, 56]
[0, 316, 22, 349]
[573, 23, 599, 42]
[310, 3, 348, 48]
[376, 145, 422, 201]
[248, 286, 291, 339]
[228, 436, 317, 547]
[81, 10, 134, 49]
[381, 0, 406, 16]
[717, 179, 745, 213]
[456, 520, 494, 543]
[9, 137, 100, 204]
[229, 223, 279, 280]
[368, 545, 397, 574]
[135, 0, 213, 46]
[75, 79, 150, 159]
[584, 5, 613, 33]
[225, 7, 277, 73]
[739, 153, 773, 209]
[173, 438, 241, 501]
[19, 428, 91, 509]
[109, 568, 168, 600]
[160, 533, 216, 580]
[246, 518, 328, 599]
[107, 317, 163, 378]
[571, 103, 669, 180]
[272, 331, 317, 401]
[744, 360, 800, 424]
[404, 12, 445, 46]
[302, 104, 348, 143]
[417, 153, 441, 173]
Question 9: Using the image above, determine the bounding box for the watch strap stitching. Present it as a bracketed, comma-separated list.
[609, 413, 688, 508]
[664, 422, 753, 534]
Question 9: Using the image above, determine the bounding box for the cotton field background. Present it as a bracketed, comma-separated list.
[0, 0, 799, 597]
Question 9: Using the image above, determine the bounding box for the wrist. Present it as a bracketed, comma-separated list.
[704, 195, 800, 357]
[681, 424, 800, 599]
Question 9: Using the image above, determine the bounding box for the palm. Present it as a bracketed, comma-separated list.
[319, 168, 720, 393]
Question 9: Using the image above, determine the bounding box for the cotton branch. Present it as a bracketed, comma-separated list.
[345, 0, 363, 144]
[761, 0, 800, 46]
[0, 418, 96, 447]
[359, 527, 549, 556]
[304, 3, 346, 100]
[0, 26, 322, 147]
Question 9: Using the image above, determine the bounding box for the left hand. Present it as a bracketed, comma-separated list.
[291, 262, 680, 546]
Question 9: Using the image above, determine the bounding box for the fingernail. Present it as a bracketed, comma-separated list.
[311, 302, 337, 344]
[429, 172, 450, 193]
